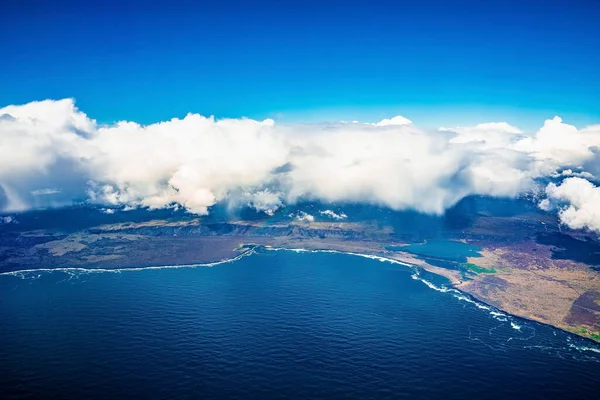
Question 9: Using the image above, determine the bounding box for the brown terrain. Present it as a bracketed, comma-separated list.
[457, 245, 600, 342]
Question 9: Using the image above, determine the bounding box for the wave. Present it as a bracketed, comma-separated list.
[264, 246, 413, 267]
[0, 247, 258, 279]
[511, 322, 523, 331]
[569, 343, 600, 354]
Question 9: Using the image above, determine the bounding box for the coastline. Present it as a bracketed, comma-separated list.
[3, 240, 599, 347]
[267, 245, 600, 345]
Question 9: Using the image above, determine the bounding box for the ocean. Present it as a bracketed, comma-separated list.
[1, 248, 600, 399]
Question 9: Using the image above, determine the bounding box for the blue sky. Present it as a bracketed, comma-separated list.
[1, 0, 599, 129]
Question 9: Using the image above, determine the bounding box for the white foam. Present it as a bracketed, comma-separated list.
[0, 247, 257, 278]
[569, 343, 600, 354]
[411, 272, 451, 293]
[264, 246, 413, 268]
[510, 322, 522, 331]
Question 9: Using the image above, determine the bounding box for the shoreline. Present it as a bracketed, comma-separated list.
[2, 243, 600, 347]
[267, 246, 600, 346]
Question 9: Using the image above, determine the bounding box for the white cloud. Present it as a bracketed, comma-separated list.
[515, 117, 600, 174]
[319, 210, 347, 220]
[293, 211, 315, 222]
[86, 114, 286, 215]
[31, 188, 61, 196]
[443, 122, 523, 148]
[373, 115, 413, 127]
[543, 177, 600, 232]
[1, 99, 600, 227]
[240, 189, 283, 216]
[550, 169, 596, 180]
[284, 124, 472, 213]
[538, 198, 553, 212]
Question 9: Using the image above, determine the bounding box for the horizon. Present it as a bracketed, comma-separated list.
[2, 96, 599, 137]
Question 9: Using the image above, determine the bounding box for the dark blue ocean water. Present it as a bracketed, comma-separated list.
[1, 249, 600, 399]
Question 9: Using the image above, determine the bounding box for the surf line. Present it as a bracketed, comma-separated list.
[264, 246, 546, 334]
[266, 246, 600, 354]
[0, 246, 260, 278]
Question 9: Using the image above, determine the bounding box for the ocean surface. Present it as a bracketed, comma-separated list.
[1, 248, 600, 399]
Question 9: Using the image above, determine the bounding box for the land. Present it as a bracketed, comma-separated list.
[1, 206, 600, 343]
[457, 246, 600, 342]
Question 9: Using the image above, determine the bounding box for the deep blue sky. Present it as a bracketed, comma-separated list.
[1, 0, 599, 128]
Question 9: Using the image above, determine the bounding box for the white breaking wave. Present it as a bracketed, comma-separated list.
[264, 245, 414, 268]
[0, 247, 258, 278]
[511, 322, 523, 331]
[569, 343, 600, 354]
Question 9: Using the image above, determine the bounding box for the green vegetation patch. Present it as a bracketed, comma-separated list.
[568, 325, 600, 341]
[388, 240, 482, 262]
[461, 263, 496, 274]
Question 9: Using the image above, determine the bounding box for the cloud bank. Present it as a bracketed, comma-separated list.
[541, 178, 600, 233]
[2, 99, 600, 232]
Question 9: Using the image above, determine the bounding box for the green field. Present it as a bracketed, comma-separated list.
[387, 240, 482, 262]
[461, 263, 496, 274]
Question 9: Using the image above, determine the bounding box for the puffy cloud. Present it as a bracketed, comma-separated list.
[0, 99, 94, 211]
[0, 100, 287, 214]
[284, 124, 470, 213]
[292, 211, 315, 222]
[538, 198, 553, 212]
[515, 117, 600, 174]
[443, 122, 523, 148]
[550, 169, 596, 180]
[1, 99, 599, 224]
[441, 122, 537, 200]
[319, 210, 348, 220]
[543, 177, 600, 232]
[87, 114, 286, 214]
[373, 115, 413, 127]
[238, 189, 284, 216]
